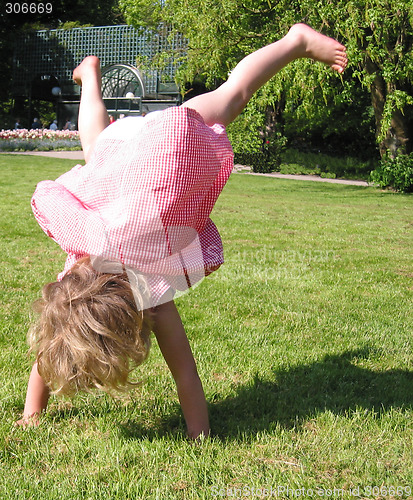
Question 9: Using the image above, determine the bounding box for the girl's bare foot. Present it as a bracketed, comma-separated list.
[289, 23, 347, 73]
[72, 55, 101, 86]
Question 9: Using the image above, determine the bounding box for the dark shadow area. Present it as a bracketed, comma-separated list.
[13, 348, 410, 441]
[209, 348, 413, 438]
[41, 397, 187, 441]
[12, 31, 77, 128]
[13, 31, 77, 96]
[118, 414, 186, 441]
[114, 348, 413, 441]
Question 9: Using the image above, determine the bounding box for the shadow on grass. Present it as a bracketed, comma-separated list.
[209, 348, 413, 438]
[118, 415, 185, 441]
[41, 398, 186, 441]
[115, 348, 413, 441]
[34, 348, 410, 440]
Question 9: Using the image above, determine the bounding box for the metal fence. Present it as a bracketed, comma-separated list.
[12, 24, 186, 98]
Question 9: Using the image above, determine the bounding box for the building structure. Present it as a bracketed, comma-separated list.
[12, 24, 185, 127]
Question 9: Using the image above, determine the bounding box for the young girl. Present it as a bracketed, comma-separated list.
[17, 24, 347, 439]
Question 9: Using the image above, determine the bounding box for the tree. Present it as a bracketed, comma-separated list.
[120, 0, 413, 157]
[298, 0, 413, 156]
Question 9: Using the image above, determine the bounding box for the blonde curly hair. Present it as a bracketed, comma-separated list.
[28, 257, 152, 396]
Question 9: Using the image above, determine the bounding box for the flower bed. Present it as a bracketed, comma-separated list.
[0, 129, 81, 151]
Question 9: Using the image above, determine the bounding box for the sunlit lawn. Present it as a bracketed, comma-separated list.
[1, 154, 412, 499]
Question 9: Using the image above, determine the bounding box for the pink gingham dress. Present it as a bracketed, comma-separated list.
[31, 107, 234, 307]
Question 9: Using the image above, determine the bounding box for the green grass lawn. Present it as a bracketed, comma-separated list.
[1, 154, 412, 499]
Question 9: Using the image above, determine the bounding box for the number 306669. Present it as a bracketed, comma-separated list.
[6, 3, 53, 14]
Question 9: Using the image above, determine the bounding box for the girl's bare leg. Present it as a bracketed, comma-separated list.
[73, 56, 110, 163]
[183, 24, 347, 127]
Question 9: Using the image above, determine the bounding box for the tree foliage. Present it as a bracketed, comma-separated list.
[121, 0, 413, 157]
[305, 0, 413, 155]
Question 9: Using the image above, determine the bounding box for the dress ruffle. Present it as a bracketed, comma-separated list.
[31, 106, 234, 308]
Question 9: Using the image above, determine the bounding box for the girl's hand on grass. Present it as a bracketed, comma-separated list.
[189, 430, 210, 445]
[14, 413, 41, 428]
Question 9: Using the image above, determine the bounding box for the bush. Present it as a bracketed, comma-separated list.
[226, 100, 374, 178]
[370, 153, 413, 193]
[281, 148, 375, 180]
[234, 133, 287, 173]
[226, 100, 287, 174]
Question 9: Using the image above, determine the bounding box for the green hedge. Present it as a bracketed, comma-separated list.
[370, 153, 413, 193]
[233, 133, 287, 173]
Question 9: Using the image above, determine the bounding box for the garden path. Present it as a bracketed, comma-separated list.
[2, 152, 369, 186]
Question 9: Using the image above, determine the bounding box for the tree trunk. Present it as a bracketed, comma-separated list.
[261, 98, 285, 141]
[365, 58, 412, 157]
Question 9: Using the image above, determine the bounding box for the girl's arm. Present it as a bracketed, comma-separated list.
[152, 300, 210, 440]
[15, 362, 50, 427]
